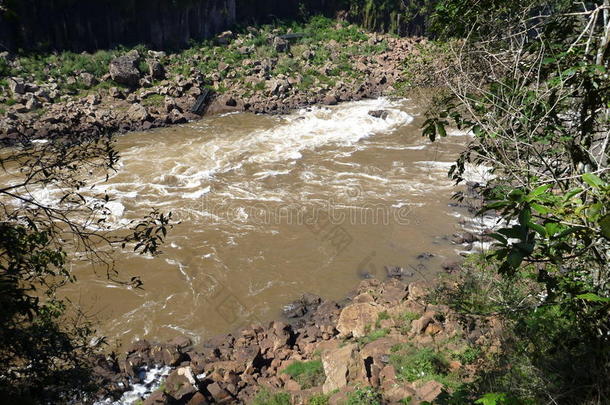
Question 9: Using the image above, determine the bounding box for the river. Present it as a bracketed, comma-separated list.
[52, 97, 478, 346]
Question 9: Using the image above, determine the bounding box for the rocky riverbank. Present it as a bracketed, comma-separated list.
[0, 18, 419, 143]
[94, 275, 501, 405]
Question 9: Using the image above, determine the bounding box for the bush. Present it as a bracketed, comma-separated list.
[346, 387, 382, 405]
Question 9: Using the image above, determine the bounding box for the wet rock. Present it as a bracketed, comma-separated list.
[441, 260, 461, 273]
[452, 231, 477, 244]
[322, 94, 338, 105]
[283, 293, 322, 319]
[336, 303, 381, 338]
[109, 50, 141, 87]
[417, 252, 434, 260]
[368, 110, 389, 119]
[385, 266, 413, 279]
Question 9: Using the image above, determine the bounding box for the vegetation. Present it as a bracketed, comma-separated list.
[418, 0, 610, 403]
[252, 389, 292, 405]
[0, 109, 172, 401]
[346, 386, 382, 405]
[282, 359, 326, 389]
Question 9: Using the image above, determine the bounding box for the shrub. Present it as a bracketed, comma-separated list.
[347, 387, 382, 405]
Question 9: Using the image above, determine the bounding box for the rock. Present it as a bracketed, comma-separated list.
[148, 59, 165, 80]
[272, 36, 289, 52]
[127, 103, 150, 122]
[80, 72, 98, 88]
[168, 109, 187, 124]
[164, 366, 199, 401]
[109, 50, 141, 87]
[417, 252, 434, 260]
[25, 97, 40, 111]
[143, 390, 171, 405]
[337, 302, 381, 338]
[187, 392, 209, 405]
[86, 94, 100, 105]
[283, 293, 322, 319]
[216, 31, 234, 46]
[207, 381, 233, 403]
[415, 380, 444, 403]
[368, 110, 389, 119]
[8, 77, 26, 95]
[322, 94, 338, 105]
[411, 312, 436, 334]
[109, 87, 124, 99]
[441, 260, 461, 273]
[322, 343, 364, 394]
[385, 266, 413, 279]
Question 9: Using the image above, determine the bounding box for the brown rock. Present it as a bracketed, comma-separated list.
[411, 312, 436, 335]
[187, 392, 209, 405]
[337, 303, 381, 338]
[164, 366, 198, 401]
[143, 390, 171, 405]
[415, 380, 444, 403]
[322, 343, 365, 394]
[207, 382, 233, 404]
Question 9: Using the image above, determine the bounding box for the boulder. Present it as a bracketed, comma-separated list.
[164, 366, 199, 401]
[109, 51, 141, 87]
[322, 94, 338, 105]
[143, 390, 171, 405]
[216, 31, 234, 46]
[80, 72, 98, 88]
[127, 103, 150, 122]
[148, 59, 166, 80]
[322, 343, 365, 394]
[368, 110, 389, 119]
[272, 36, 290, 52]
[336, 303, 381, 338]
[8, 77, 25, 95]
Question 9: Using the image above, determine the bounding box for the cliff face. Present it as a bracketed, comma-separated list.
[0, 0, 237, 52]
[0, 0, 428, 52]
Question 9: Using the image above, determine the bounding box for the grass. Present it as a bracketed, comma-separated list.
[357, 328, 390, 346]
[252, 389, 292, 405]
[308, 393, 331, 405]
[346, 387, 382, 405]
[389, 343, 457, 386]
[395, 310, 420, 334]
[141, 93, 165, 107]
[282, 360, 325, 389]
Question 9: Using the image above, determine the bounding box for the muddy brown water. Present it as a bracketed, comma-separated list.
[20, 98, 481, 346]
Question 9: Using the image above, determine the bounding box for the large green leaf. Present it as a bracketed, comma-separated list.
[600, 214, 610, 240]
[582, 173, 605, 188]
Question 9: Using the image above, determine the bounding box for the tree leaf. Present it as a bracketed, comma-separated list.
[600, 214, 610, 241]
[582, 173, 604, 188]
[576, 293, 610, 303]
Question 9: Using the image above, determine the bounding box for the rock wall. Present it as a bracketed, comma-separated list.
[0, 0, 430, 52]
[0, 0, 237, 52]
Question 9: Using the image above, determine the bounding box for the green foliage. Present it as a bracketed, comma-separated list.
[390, 344, 451, 384]
[357, 328, 389, 345]
[252, 389, 292, 405]
[282, 360, 325, 389]
[346, 386, 382, 405]
[308, 393, 331, 405]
